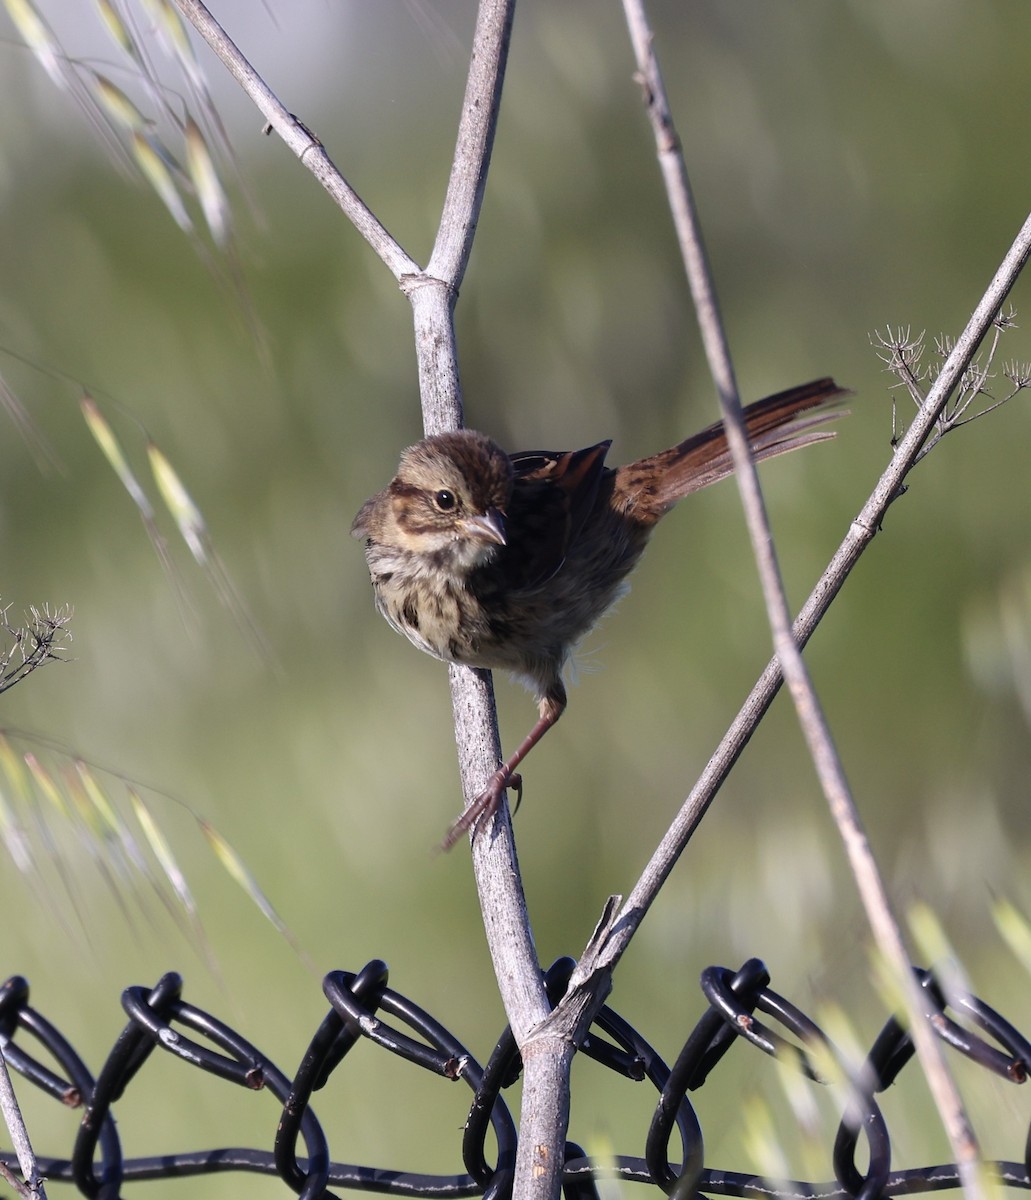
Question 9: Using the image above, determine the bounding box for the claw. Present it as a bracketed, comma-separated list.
[439, 767, 518, 852]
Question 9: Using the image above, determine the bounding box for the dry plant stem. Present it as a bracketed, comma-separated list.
[447, 665, 545, 1030]
[170, 0, 417, 280]
[412, 9, 565, 1190]
[427, 1, 516, 288]
[410, 0, 514, 433]
[170, 2, 564, 1196]
[404, 282, 465, 435]
[611, 5, 1025, 1192]
[0, 1047, 46, 1199]
[610, 193, 1031, 930]
[171, 0, 538, 1013]
[422, 7, 568, 1194]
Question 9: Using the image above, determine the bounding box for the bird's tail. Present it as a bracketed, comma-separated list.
[614, 377, 849, 522]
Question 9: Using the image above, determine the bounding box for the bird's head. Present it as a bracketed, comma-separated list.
[352, 430, 512, 574]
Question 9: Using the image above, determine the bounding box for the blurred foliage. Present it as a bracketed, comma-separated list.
[2, 0, 1031, 1192]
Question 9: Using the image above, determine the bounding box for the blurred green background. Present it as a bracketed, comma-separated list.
[2, 0, 1031, 1194]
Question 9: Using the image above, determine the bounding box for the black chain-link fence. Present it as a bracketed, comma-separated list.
[1, 956, 1028, 1198]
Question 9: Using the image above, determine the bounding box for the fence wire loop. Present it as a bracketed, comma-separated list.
[0, 958, 1029, 1199]
[121, 976, 266, 1089]
[0, 976, 85, 1108]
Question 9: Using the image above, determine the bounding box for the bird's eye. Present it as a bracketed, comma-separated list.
[434, 489, 457, 511]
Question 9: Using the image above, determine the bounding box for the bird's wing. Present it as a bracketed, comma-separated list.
[502, 441, 613, 590]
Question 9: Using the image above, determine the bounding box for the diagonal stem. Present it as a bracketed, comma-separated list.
[168, 3, 560, 1193]
[605, 198, 1031, 942]
[427, 1, 516, 288]
[587, 5, 1031, 1194]
[170, 0, 418, 280]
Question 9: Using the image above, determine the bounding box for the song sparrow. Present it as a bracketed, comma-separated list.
[352, 378, 847, 849]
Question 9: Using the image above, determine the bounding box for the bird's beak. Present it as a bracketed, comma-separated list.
[462, 507, 507, 546]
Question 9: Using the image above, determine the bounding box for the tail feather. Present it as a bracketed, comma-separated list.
[614, 377, 849, 521]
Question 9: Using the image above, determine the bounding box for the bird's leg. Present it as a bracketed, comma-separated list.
[440, 689, 566, 851]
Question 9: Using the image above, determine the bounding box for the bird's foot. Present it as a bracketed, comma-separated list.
[439, 768, 522, 852]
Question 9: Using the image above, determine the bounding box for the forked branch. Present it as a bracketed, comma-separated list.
[171, 0, 417, 280]
[612, 3, 988, 1194]
[159, 7, 1031, 1199]
[168, 3, 565, 1197]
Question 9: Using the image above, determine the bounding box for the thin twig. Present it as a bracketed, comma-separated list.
[619, 12, 981, 1186]
[605, 197, 1031, 930]
[426, 3, 515, 290]
[418, 8, 573, 1196]
[169, 4, 566, 1196]
[170, 0, 540, 1023]
[398, 1, 546, 1039]
[589, 6, 1031, 1187]
[0, 1047, 46, 1199]
[596, 6, 1031, 1194]
[170, 0, 418, 281]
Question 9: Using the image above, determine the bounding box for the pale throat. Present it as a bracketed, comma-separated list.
[377, 529, 499, 581]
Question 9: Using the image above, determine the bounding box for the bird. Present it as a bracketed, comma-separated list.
[351, 377, 848, 849]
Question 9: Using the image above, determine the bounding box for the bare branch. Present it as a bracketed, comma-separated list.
[410, 6, 572, 1196]
[607, 7, 1031, 1196]
[167, 3, 556, 1194]
[0, 1047, 47, 1200]
[591, 204, 1031, 1173]
[170, 0, 419, 281]
[135, 9, 1031, 1198]
[426, 2, 515, 288]
[609, 198, 1031, 926]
